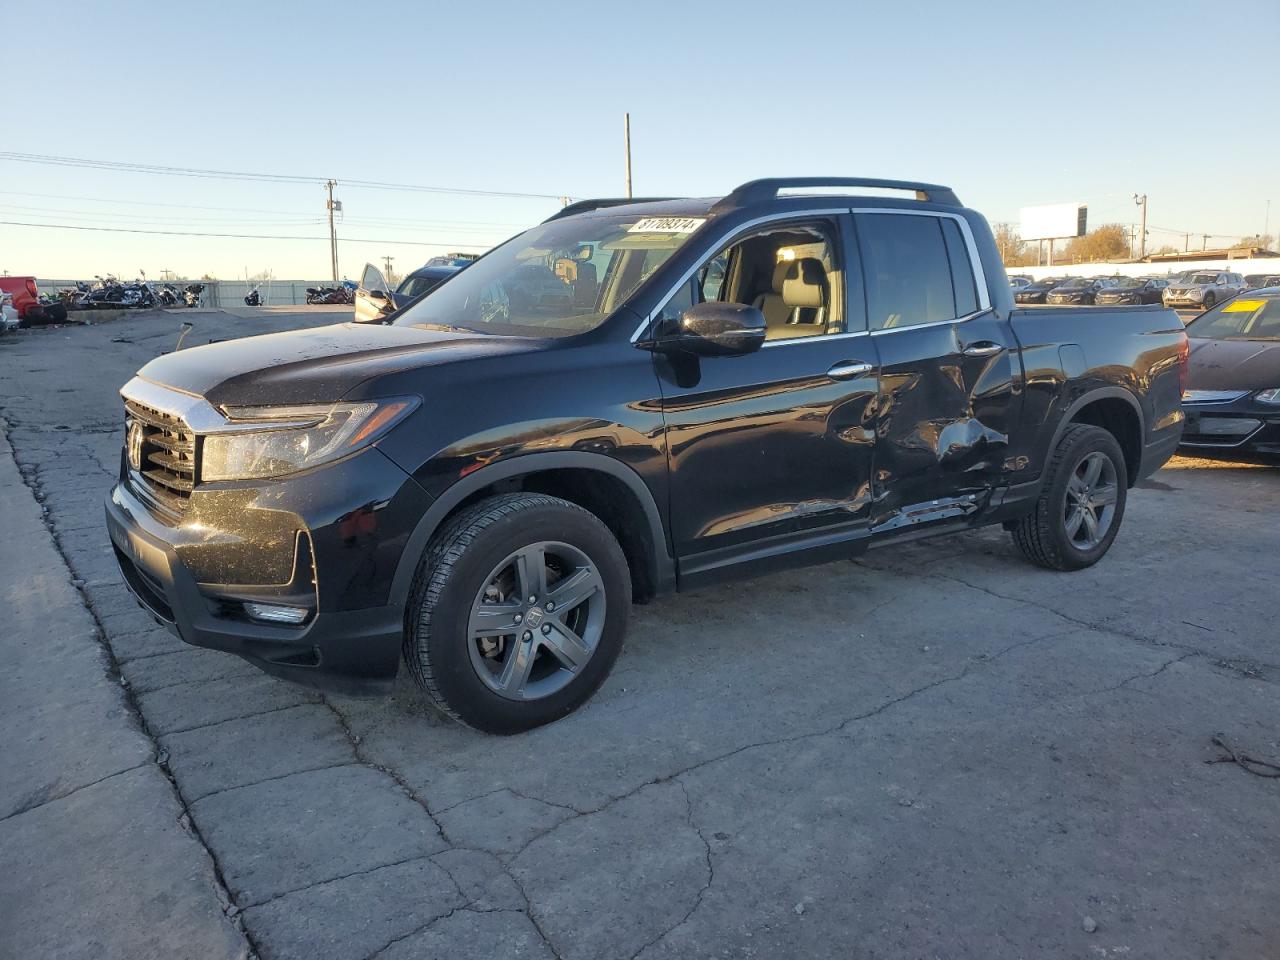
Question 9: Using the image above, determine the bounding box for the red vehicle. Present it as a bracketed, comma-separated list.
[0, 277, 67, 326]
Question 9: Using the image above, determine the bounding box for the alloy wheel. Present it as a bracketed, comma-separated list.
[467, 541, 605, 701]
[1063, 451, 1119, 550]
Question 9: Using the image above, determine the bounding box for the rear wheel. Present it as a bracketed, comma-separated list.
[404, 493, 630, 734]
[1202, 292, 1216, 310]
[1010, 424, 1127, 571]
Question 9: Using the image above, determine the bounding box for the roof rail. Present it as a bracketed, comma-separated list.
[543, 197, 680, 222]
[712, 177, 960, 213]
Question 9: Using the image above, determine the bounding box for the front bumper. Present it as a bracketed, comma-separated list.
[1179, 393, 1280, 456]
[104, 445, 432, 695]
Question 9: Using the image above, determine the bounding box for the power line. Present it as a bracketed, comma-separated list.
[0, 151, 569, 201]
[0, 190, 531, 228]
[0, 220, 492, 249]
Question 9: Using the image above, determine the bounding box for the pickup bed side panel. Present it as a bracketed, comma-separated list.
[1007, 305, 1185, 485]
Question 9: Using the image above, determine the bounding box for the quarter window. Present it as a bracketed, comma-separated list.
[857, 214, 974, 331]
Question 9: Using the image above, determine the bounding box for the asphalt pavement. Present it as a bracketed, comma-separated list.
[1, 308, 1277, 960]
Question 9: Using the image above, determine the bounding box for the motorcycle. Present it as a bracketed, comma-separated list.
[305, 283, 355, 305]
[244, 285, 263, 306]
[183, 284, 204, 308]
[156, 284, 181, 307]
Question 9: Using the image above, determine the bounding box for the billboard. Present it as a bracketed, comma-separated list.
[1020, 203, 1087, 241]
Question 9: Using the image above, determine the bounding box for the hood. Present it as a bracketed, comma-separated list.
[1186, 337, 1280, 391]
[136, 322, 540, 407]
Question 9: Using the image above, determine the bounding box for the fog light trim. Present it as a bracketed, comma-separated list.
[244, 602, 311, 625]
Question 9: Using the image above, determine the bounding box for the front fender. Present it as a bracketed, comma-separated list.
[386, 450, 674, 613]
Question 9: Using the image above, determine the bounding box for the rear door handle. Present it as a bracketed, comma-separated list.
[826, 360, 875, 380]
[961, 340, 1004, 357]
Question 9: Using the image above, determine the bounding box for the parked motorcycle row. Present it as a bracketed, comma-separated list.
[57, 276, 205, 309]
[304, 280, 357, 305]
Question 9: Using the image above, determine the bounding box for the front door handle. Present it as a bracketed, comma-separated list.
[826, 360, 875, 380]
[961, 340, 1004, 357]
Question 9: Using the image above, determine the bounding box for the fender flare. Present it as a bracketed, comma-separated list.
[1044, 386, 1146, 482]
[388, 451, 674, 611]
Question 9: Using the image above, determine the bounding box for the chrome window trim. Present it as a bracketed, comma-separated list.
[868, 308, 992, 337]
[632, 205, 992, 343]
[760, 329, 870, 349]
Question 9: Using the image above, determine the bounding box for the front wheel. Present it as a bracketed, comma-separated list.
[1010, 424, 1127, 571]
[404, 493, 630, 734]
[1202, 292, 1215, 310]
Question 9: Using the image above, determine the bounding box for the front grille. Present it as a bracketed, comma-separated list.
[124, 399, 198, 514]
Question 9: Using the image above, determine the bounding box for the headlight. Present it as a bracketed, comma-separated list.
[201, 398, 418, 481]
[1256, 389, 1280, 404]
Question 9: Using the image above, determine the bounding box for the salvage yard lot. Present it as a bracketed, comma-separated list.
[2, 309, 1278, 959]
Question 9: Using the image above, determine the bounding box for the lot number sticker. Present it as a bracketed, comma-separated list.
[628, 217, 706, 234]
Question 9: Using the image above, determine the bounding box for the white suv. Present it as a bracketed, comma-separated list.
[1163, 271, 1247, 310]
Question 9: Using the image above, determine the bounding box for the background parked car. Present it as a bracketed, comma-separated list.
[1180, 290, 1280, 456]
[1014, 276, 1076, 304]
[1046, 277, 1110, 305]
[1163, 271, 1247, 310]
[353, 259, 468, 324]
[1, 292, 19, 331]
[0, 277, 67, 326]
[1009, 275, 1032, 290]
[1244, 273, 1280, 289]
[1095, 277, 1168, 305]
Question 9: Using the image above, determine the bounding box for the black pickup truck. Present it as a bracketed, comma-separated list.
[105, 177, 1187, 733]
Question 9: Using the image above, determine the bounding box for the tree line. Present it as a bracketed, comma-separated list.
[994, 223, 1276, 267]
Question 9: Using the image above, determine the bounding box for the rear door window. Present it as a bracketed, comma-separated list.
[856, 214, 958, 330]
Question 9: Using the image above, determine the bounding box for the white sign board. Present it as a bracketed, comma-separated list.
[1019, 203, 1087, 241]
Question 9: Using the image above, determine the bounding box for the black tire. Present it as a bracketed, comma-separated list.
[1010, 424, 1128, 571]
[403, 493, 630, 734]
[1202, 292, 1215, 310]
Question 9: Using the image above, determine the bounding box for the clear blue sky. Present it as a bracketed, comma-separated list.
[4, 0, 1276, 280]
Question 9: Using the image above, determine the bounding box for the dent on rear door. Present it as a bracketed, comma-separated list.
[868, 317, 1020, 530]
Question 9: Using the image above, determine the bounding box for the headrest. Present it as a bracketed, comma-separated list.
[771, 261, 791, 293]
[782, 258, 825, 308]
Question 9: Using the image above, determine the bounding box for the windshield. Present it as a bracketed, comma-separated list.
[1110, 278, 1142, 289]
[1186, 296, 1280, 340]
[1057, 279, 1089, 290]
[398, 273, 449, 298]
[394, 214, 705, 337]
[1190, 273, 1219, 284]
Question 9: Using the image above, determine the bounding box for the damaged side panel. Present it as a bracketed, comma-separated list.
[867, 313, 1022, 531]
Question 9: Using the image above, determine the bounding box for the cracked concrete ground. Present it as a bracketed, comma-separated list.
[1, 310, 1278, 960]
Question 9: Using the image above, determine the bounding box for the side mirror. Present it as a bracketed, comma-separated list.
[664, 302, 766, 356]
[369, 289, 388, 300]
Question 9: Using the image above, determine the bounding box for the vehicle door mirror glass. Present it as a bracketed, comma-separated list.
[667, 302, 766, 356]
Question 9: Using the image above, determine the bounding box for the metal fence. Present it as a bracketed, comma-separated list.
[35, 279, 335, 307]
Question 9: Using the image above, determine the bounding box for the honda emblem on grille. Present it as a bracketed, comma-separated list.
[126, 420, 145, 472]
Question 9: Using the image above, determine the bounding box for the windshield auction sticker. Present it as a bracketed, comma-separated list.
[627, 217, 706, 234]
[1223, 299, 1265, 313]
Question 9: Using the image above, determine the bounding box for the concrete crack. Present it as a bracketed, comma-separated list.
[629, 780, 716, 960]
[188, 762, 363, 806]
[0, 762, 148, 823]
[2, 419, 262, 958]
[240, 853, 440, 911]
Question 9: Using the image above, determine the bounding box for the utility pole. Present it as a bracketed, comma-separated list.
[382, 255, 395, 283]
[1202, 234, 1210, 252]
[1132, 194, 1148, 259]
[1265, 199, 1272, 244]
[623, 113, 633, 199]
[1184, 233, 1190, 253]
[325, 180, 340, 282]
